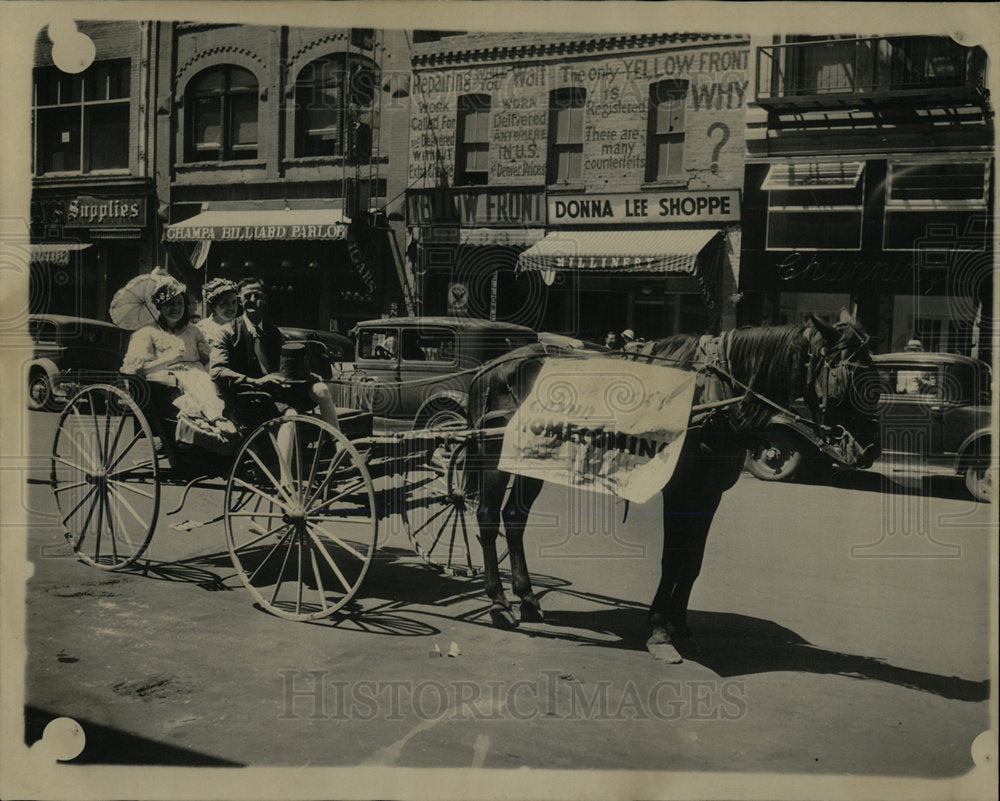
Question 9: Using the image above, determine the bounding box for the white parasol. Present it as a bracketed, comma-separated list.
[109, 266, 171, 330]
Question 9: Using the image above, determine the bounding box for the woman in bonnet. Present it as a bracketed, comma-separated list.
[197, 277, 240, 347]
[121, 275, 236, 443]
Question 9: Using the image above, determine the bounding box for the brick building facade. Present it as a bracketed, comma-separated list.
[30, 21, 157, 321]
[153, 23, 414, 333]
[406, 32, 750, 341]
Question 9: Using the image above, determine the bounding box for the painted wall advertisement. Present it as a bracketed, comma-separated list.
[409, 43, 749, 189]
[498, 358, 697, 503]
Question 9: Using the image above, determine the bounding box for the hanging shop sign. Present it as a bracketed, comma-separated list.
[548, 190, 740, 226]
[63, 196, 147, 228]
[407, 187, 546, 227]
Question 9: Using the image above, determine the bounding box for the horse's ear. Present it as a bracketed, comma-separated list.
[838, 307, 856, 326]
[806, 313, 840, 343]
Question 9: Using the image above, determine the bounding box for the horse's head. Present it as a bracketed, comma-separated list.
[804, 309, 882, 469]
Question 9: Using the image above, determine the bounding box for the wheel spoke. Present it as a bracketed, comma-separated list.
[228, 511, 288, 520]
[309, 546, 329, 612]
[305, 526, 354, 593]
[90, 402, 106, 464]
[103, 431, 145, 474]
[62, 428, 99, 472]
[266, 430, 297, 499]
[53, 455, 93, 476]
[231, 522, 291, 554]
[307, 479, 366, 516]
[269, 530, 299, 605]
[459, 508, 474, 570]
[409, 500, 453, 540]
[305, 520, 368, 561]
[72, 484, 100, 552]
[305, 446, 350, 506]
[105, 482, 151, 532]
[305, 427, 325, 502]
[232, 476, 291, 512]
[105, 484, 138, 554]
[105, 411, 129, 467]
[247, 528, 295, 585]
[53, 479, 89, 494]
[296, 533, 304, 614]
[107, 478, 155, 500]
[243, 447, 295, 506]
[61, 485, 97, 527]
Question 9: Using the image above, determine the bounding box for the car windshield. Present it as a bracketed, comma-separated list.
[877, 361, 986, 404]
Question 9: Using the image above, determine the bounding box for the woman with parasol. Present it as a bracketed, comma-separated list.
[117, 273, 236, 447]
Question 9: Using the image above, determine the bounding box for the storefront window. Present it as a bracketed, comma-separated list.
[186, 66, 259, 162]
[883, 160, 989, 250]
[33, 60, 130, 175]
[547, 88, 585, 185]
[455, 94, 490, 185]
[764, 161, 865, 250]
[646, 80, 687, 182]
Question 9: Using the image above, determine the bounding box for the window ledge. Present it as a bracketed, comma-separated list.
[546, 184, 587, 193]
[175, 160, 266, 172]
[641, 180, 689, 191]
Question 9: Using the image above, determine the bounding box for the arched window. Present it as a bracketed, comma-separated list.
[295, 55, 377, 159]
[186, 66, 258, 162]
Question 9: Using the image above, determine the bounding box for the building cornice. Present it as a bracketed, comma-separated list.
[411, 33, 744, 68]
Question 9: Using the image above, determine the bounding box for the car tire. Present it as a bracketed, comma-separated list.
[964, 463, 992, 503]
[27, 370, 56, 411]
[746, 431, 806, 482]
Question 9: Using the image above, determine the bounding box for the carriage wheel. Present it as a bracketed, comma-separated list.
[50, 384, 160, 569]
[401, 441, 506, 577]
[225, 416, 378, 621]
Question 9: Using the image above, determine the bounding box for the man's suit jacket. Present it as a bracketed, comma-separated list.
[210, 315, 284, 396]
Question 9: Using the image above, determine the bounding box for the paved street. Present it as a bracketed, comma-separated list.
[16, 409, 994, 777]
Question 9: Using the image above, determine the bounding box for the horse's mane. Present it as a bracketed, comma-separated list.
[469, 324, 815, 433]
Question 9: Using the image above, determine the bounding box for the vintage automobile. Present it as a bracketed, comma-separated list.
[26, 314, 130, 411]
[331, 316, 538, 428]
[278, 326, 354, 379]
[746, 352, 993, 501]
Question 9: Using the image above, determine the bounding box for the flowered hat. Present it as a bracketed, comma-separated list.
[151, 276, 187, 309]
[202, 277, 238, 307]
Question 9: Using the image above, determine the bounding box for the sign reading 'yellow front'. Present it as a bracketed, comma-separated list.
[498, 358, 696, 503]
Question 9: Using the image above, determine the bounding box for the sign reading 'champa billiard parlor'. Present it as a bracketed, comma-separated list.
[498, 358, 696, 504]
[548, 190, 740, 225]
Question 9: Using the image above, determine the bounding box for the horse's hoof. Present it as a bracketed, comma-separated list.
[520, 601, 544, 623]
[490, 604, 519, 629]
[646, 626, 683, 663]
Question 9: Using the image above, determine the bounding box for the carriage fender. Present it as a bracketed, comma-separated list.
[415, 390, 469, 421]
[954, 429, 991, 474]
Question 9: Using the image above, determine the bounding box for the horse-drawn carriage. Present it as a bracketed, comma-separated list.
[49, 310, 882, 656]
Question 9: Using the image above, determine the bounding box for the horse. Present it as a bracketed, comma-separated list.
[464, 309, 882, 660]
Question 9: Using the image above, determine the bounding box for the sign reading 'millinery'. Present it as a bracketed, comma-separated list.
[549, 190, 740, 225]
[498, 358, 696, 504]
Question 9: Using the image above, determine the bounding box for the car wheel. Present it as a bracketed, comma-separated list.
[964, 463, 992, 503]
[746, 431, 805, 482]
[27, 370, 55, 411]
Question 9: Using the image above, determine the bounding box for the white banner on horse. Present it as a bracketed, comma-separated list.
[498, 357, 697, 503]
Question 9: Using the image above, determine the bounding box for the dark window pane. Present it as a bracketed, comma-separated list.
[39, 107, 80, 172]
[890, 162, 987, 202]
[227, 67, 257, 91]
[229, 92, 258, 147]
[767, 210, 863, 249]
[192, 69, 225, 94]
[883, 210, 987, 250]
[193, 95, 222, 147]
[87, 103, 129, 170]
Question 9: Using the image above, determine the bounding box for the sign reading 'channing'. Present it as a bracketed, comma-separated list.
[549, 190, 740, 225]
[498, 358, 696, 504]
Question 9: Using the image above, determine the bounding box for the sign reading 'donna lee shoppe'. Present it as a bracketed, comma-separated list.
[549, 190, 740, 225]
[498, 358, 697, 503]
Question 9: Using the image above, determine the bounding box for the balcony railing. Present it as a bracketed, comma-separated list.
[756, 36, 981, 105]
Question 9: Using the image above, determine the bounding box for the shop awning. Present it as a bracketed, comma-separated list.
[762, 161, 865, 190]
[417, 227, 546, 247]
[165, 209, 349, 242]
[517, 229, 722, 278]
[29, 243, 92, 266]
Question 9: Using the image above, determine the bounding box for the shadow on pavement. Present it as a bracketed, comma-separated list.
[24, 706, 244, 766]
[787, 465, 981, 504]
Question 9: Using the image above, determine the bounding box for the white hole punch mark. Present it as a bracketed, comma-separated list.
[31, 717, 86, 762]
[47, 21, 95, 74]
[971, 730, 995, 768]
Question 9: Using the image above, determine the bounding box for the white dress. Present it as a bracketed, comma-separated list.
[197, 315, 234, 349]
[122, 324, 234, 437]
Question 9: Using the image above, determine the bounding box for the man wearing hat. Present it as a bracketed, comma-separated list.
[621, 328, 642, 353]
[209, 277, 339, 429]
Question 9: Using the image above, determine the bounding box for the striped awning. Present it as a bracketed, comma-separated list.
[517, 229, 722, 277]
[29, 243, 92, 266]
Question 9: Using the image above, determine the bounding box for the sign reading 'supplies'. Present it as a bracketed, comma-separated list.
[498, 358, 696, 504]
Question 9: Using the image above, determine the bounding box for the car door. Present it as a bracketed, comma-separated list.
[875, 362, 939, 461]
[353, 325, 402, 417]
[396, 325, 459, 418]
